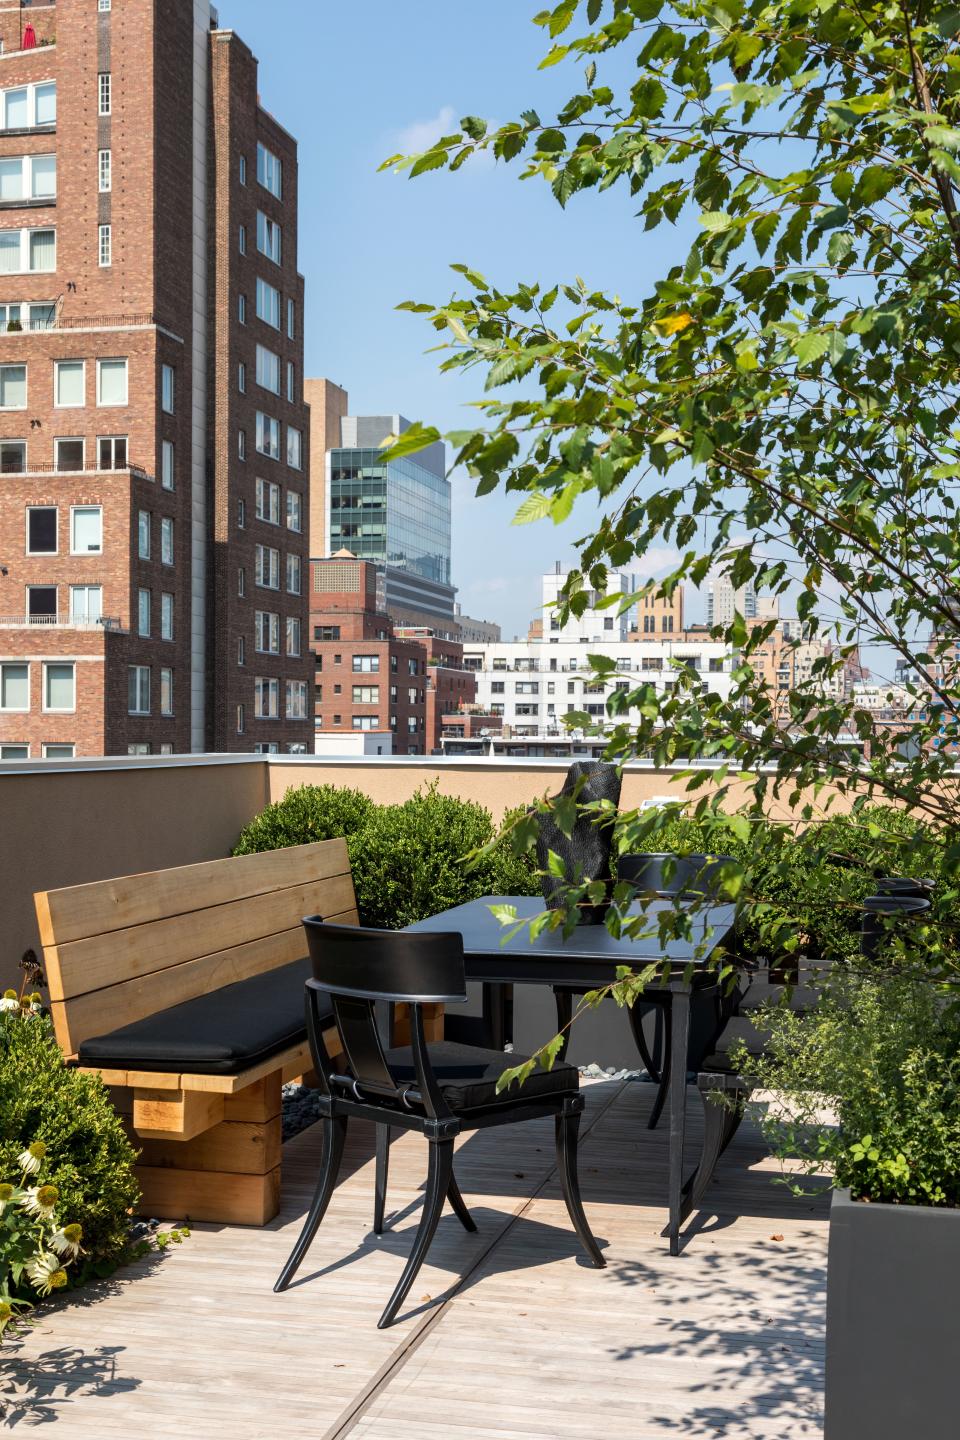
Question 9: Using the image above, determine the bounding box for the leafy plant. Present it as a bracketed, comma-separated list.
[0, 1140, 84, 1335]
[232, 783, 374, 855]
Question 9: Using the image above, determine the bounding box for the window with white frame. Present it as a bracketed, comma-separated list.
[160, 667, 173, 716]
[98, 149, 111, 192]
[98, 73, 111, 117]
[161, 364, 175, 414]
[255, 476, 280, 524]
[71, 505, 102, 554]
[44, 663, 75, 713]
[236, 703, 245, 733]
[256, 411, 280, 459]
[352, 655, 380, 673]
[287, 299, 295, 339]
[238, 360, 245, 393]
[286, 490, 301, 532]
[99, 0, 112, 12]
[137, 587, 151, 637]
[97, 357, 127, 406]
[237, 498, 246, 529]
[256, 142, 282, 198]
[239, 153, 246, 185]
[255, 676, 279, 719]
[161, 592, 174, 641]
[238, 292, 246, 324]
[255, 343, 280, 394]
[1, 745, 29, 759]
[256, 277, 280, 328]
[0, 364, 25, 408]
[238, 566, 245, 597]
[352, 685, 379, 704]
[98, 224, 111, 268]
[43, 744, 75, 759]
[161, 439, 174, 489]
[0, 440, 25, 473]
[0, 663, 28, 711]
[255, 610, 280, 654]
[237, 635, 245, 666]
[137, 509, 150, 559]
[54, 437, 84, 472]
[128, 665, 150, 715]
[352, 715, 378, 731]
[1, 83, 56, 132]
[286, 425, 302, 470]
[98, 434, 127, 470]
[27, 586, 57, 621]
[286, 616, 301, 656]
[286, 361, 295, 402]
[54, 359, 83, 407]
[0, 154, 56, 202]
[160, 516, 174, 566]
[26, 506, 56, 555]
[286, 552, 301, 594]
[256, 211, 281, 264]
[127, 743, 150, 756]
[286, 679, 308, 720]
[0, 301, 54, 332]
[71, 585, 102, 624]
[238, 428, 246, 461]
[255, 544, 280, 589]
[238, 223, 246, 255]
[0, 228, 55, 274]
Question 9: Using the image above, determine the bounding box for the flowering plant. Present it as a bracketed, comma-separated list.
[0, 1139, 83, 1337]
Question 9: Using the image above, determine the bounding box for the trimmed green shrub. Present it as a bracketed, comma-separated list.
[0, 1011, 140, 1276]
[232, 783, 373, 855]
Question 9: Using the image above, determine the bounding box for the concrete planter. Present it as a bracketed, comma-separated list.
[825, 1187, 960, 1439]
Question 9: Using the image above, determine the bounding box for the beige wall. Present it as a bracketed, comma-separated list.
[304, 377, 349, 560]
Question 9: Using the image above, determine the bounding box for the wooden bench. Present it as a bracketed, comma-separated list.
[34, 838, 441, 1227]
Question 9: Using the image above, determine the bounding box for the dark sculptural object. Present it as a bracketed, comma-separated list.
[536, 761, 622, 925]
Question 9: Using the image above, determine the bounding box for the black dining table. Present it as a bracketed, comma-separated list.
[407, 894, 738, 1254]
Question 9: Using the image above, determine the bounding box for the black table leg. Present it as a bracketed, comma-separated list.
[484, 982, 507, 1051]
[667, 984, 691, 1256]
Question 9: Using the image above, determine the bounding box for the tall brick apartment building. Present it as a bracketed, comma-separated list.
[0, 1, 311, 759]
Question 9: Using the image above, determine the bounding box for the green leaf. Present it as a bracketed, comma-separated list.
[512, 491, 555, 525]
[460, 115, 488, 142]
[378, 423, 442, 464]
[794, 332, 831, 365]
[699, 211, 735, 233]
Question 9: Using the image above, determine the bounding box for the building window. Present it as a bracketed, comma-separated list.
[256, 278, 281, 329]
[98, 73, 111, 117]
[286, 616, 301, 656]
[54, 437, 84, 472]
[352, 655, 380, 673]
[255, 610, 280, 654]
[238, 428, 246, 461]
[256, 211, 281, 264]
[314, 625, 340, 642]
[236, 703, 245, 734]
[97, 357, 127, 406]
[160, 516, 174, 566]
[70, 506, 102, 554]
[0, 662, 28, 711]
[161, 439, 174, 490]
[352, 685, 379, 704]
[255, 477, 281, 524]
[238, 292, 246, 324]
[160, 667, 173, 716]
[43, 743, 75, 758]
[0, 228, 54, 274]
[256, 343, 280, 394]
[255, 544, 280, 589]
[286, 361, 295, 403]
[44, 663, 75, 713]
[238, 566, 245, 597]
[286, 553, 301, 594]
[238, 223, 246, 255]
[239, 153, 246, 185]
[160, 592, 174, 640]
[256, 411, 280, 459]
[0, 439, 25, 473]
[127, 743, 151, 756]
[286, 491, 301, 532]
[27, 585, 56, 620]
[237, 635, 245, 666]
[98, 149, 111, 192]
[137, 587, 150, 637]
[286, 679, 307, 720]
[99, 0, 112, 12]
[0, 154, 56, 202]
[287, 299, 295, 339]
[238, 361, 246, 393]
[0, 363, 25, 408]
[137, 509, 150, 559]
[128, 665, 150, 715]
[237, 497, 246, 529]
[1, 82, 56, 132]
[256, 142, 282, 198]
[255, 676, 279, 719]
[25, 506, 56, 555]
[71, 585, 101, 624]
[98, 223, 111, 268]
[161, 364, 175, 414]
[54, 360, 83, 408]
[98, 434, 127, 470]
[286, 426, 302, 470]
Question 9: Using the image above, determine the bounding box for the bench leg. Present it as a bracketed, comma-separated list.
[134, 1073, 283, 1226]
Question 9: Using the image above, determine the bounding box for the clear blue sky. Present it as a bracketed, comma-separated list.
[218, 0, 673, 639]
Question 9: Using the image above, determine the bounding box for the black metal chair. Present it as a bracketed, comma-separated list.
[274, 920, 605, 1329]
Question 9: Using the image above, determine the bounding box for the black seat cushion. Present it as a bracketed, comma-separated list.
[383, 1040, 579, 1112]
[77, 958, 329, 1076]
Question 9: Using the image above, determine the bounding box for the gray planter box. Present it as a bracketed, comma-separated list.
[825, 1187, 960, 1439]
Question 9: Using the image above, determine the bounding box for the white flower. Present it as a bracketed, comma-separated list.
[26, 1251, 68, 1297]
[0, 996, 19, 1013]
[20, 1184, 58, 1221]
[49, 1224, 83, 1260]
[17, 1141, 46, 1176]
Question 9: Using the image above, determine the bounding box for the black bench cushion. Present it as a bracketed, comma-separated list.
[383, 1040, 578, 1112]
[77, 957, 329, 1076]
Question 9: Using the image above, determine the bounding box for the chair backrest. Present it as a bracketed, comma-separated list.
[617, 852, 736, 897]
[302, 920, 466, 1104]
[36, 839, 358, 1057]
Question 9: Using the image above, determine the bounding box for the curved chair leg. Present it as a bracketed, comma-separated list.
[717, 1095, 746, 1158]
[374, 1123, 391, 1234]
[553, 988, 574, 1063]
[680, 1082, 748, 1222]
[554, 1107, 605, 1268]
[274, 1115, 348, 1293]
[447, 1167, 477, 1233]
[378, 1138, 455, 1329]
[626, 997, 666, 1085]
[646, 1056, 671, 1131]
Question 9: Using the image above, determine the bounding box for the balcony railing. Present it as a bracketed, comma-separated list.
[0, 462, 152, 481]
[0, 614, 121, 630]
[0, 312, 158, 333]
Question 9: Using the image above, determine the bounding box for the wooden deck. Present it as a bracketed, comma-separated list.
[2, 1080, 828, 1438]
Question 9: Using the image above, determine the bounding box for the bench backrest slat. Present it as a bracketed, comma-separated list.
[35, 840, 358, 1057]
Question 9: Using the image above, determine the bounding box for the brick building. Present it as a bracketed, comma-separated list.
[0, 1, 311, 759]
[394, 625, 478, 753]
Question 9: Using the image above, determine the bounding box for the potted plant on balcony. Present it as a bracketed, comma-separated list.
[385, 2, 960, 1431]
